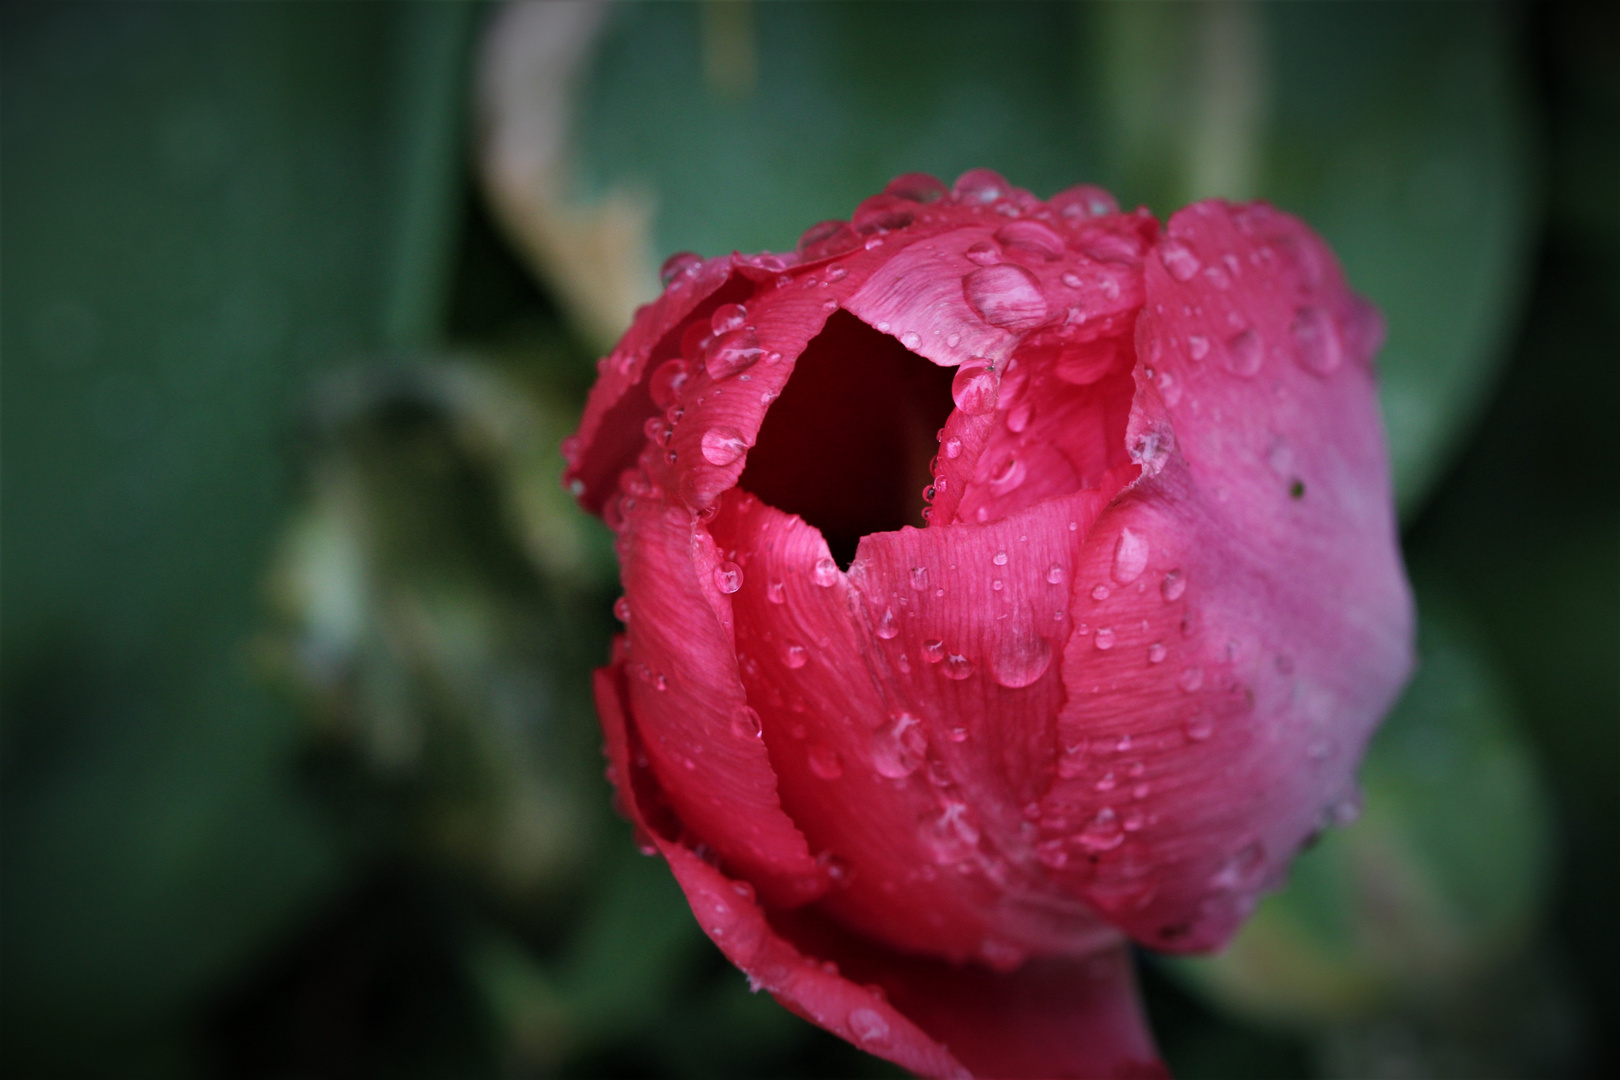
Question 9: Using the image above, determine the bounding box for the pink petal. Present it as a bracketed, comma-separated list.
[1037, 200, 1413, 950]
[613, 493, 828, 905]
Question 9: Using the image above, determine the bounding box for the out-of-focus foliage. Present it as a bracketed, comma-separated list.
[3, 3, 1614, 1079]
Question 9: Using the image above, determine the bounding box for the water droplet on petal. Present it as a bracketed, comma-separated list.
[964, 239, 1002, 266]
[706, 327, 764, 379]
[1186, 335, 1210, 362]
[808, 744, 844, 780]
[701, 426, 748, 466]
[1291, 305, 1342, 374]
[992, 551, 1009, 566]
[613, 596, 631, 622]
[1147, 642, 1167, 664]
[709, 302, 748, 336]
[767, 579, 786, 604]
[942, 652, 975, 680]
[951, 360, 1000, 414]
[872, 712, 925, 778]
[1046, 563, 1065, 585]
[1094, 627, 1116, 650]
[811, 555, 840, 587]
[714, 562, 743, 594]
[875, 606, 899, 639]
[784, 642, 809, 668]
[649, 358, 689, 408]
[1077, 807, 1125, 852]
[1112, 528, 1149, 584]
[943, 437, 962, 459]
[921, 639, 945, 663]
[660, 251, 702, 285]
[885, 172, 948, 203]
[910, 566, 930, 591]
[963, 264, 1048, 331]
[952, 168, 1008, 204]
[1091, 585, 1110, 601]
[991, 627, 1052, 687]
[987, 455, 1026, 495]
[1005, 401, 1032, 433]
[900, 330, 921, 350]
[1158, 239, 1202, 282]
[1161, 569, 1186, 601]
[848, 1007, 890, 1047]
[1223, 328, 1263, 377]
[1178, 666, 1204, 692]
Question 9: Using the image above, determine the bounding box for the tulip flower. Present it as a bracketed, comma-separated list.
[563, 170, 1412, 1078]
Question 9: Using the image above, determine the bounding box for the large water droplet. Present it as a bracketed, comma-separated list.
[1161, 569, 1187, 601]
[885, 172, 948, 203]
[701, 426, 748, 466]
[1112, 528, 1149, 584]
[1077, 808, 1125, 852]
[994, 219, 1065, 261]
[713, 562, 743, 594]
[951, 360, 1000, 415]
[872, 713, 925, 778]
[660, 251, 702, 285]
[942, 652, 975, 680]
[1223, 328, 1263, 377]
[921, 638, 945, 663]
[709, 302, 748, 336]
[992, 551, 1009, 566]
[1291, 305, 1342, 374]
[963, 264, 1048, 331]
[987, 455, 1026, 495]
[1046, 563, 1065, 585]
[964, 240, 1002, 266]
[1158, 239, 1202, 282]
[808, 744, 844, 780]
[848, 1007, 890, 1047]
[992, 628, 1052, 688]
[952, 168, 1008, 204]
[811, 555, 840, 587]
[784, 642, 809, 669]
[649, 358, 689, 409]
[920, 801, 980, 864]
[797, 219, 858, 260]
[875, 606, 899, 639]
[706, 327, 764, 379]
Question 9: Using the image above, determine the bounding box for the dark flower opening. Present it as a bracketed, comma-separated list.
[740, 310, 955, 568]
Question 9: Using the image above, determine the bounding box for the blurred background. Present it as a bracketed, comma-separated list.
[2, 2, 1614, 1077]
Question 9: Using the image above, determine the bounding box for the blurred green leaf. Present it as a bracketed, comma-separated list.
[1167, 579, 1554, 1028]
[1, 1, 475, 1067]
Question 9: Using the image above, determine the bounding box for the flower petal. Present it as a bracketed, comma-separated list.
[1037, 200, 1413, 951]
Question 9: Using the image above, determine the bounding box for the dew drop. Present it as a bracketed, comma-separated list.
[810, 555, 841, 587]
[987, 456, 1026, 495]
[808, 744, 844, 780]
[1091, 584, 1110, 601]
[1112, 528, 1149, 584]
[714, 562, 743, 594]
[613, 596, 631, 622]
[660, 251, 702, 285]
[767, 578, 786, 604]
[1094, 627, 1116, 650]
[1158, 239, 1202, 282]
[1005, 402, 1032, 433]
[1223, 328, 1263, 377]
[701, 426, 748, 466]
[709, 302, 748, 336]
[1077, 808, 1125, 853]
[992, 551, 1009, 566]
[875, 606, 899, 639]
[1161, 569, 1187, 602]
[784, 642, 809, 669]
[942, 652, 975, 680]
[900, 330, 922, 350]
[952, 168, 1008, 204]
[946, 724, 968, 743]
[1291, 305, 1342, 374]
[706, 327, 764, 379]
[1187, 334, 1210, 362]
[848, 1007, 890, 1047]
[910, 566, 930, 591]
[991, 627, 1052, 688]
[1046, 563, 1065, 585]
[963, 264, 1048, 331]
[1147, 642, 1167, 664]
[921, 639, 945, 663]
[872, 713, 925, 778]
[1061, 271, 1084, 288]
[1185, 714, 1213, 741]
[951, 360, 1000, 415]
[964, 240, 1002, 266]
[649, 358, 689, 408]
[943, 437, 962, 459]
